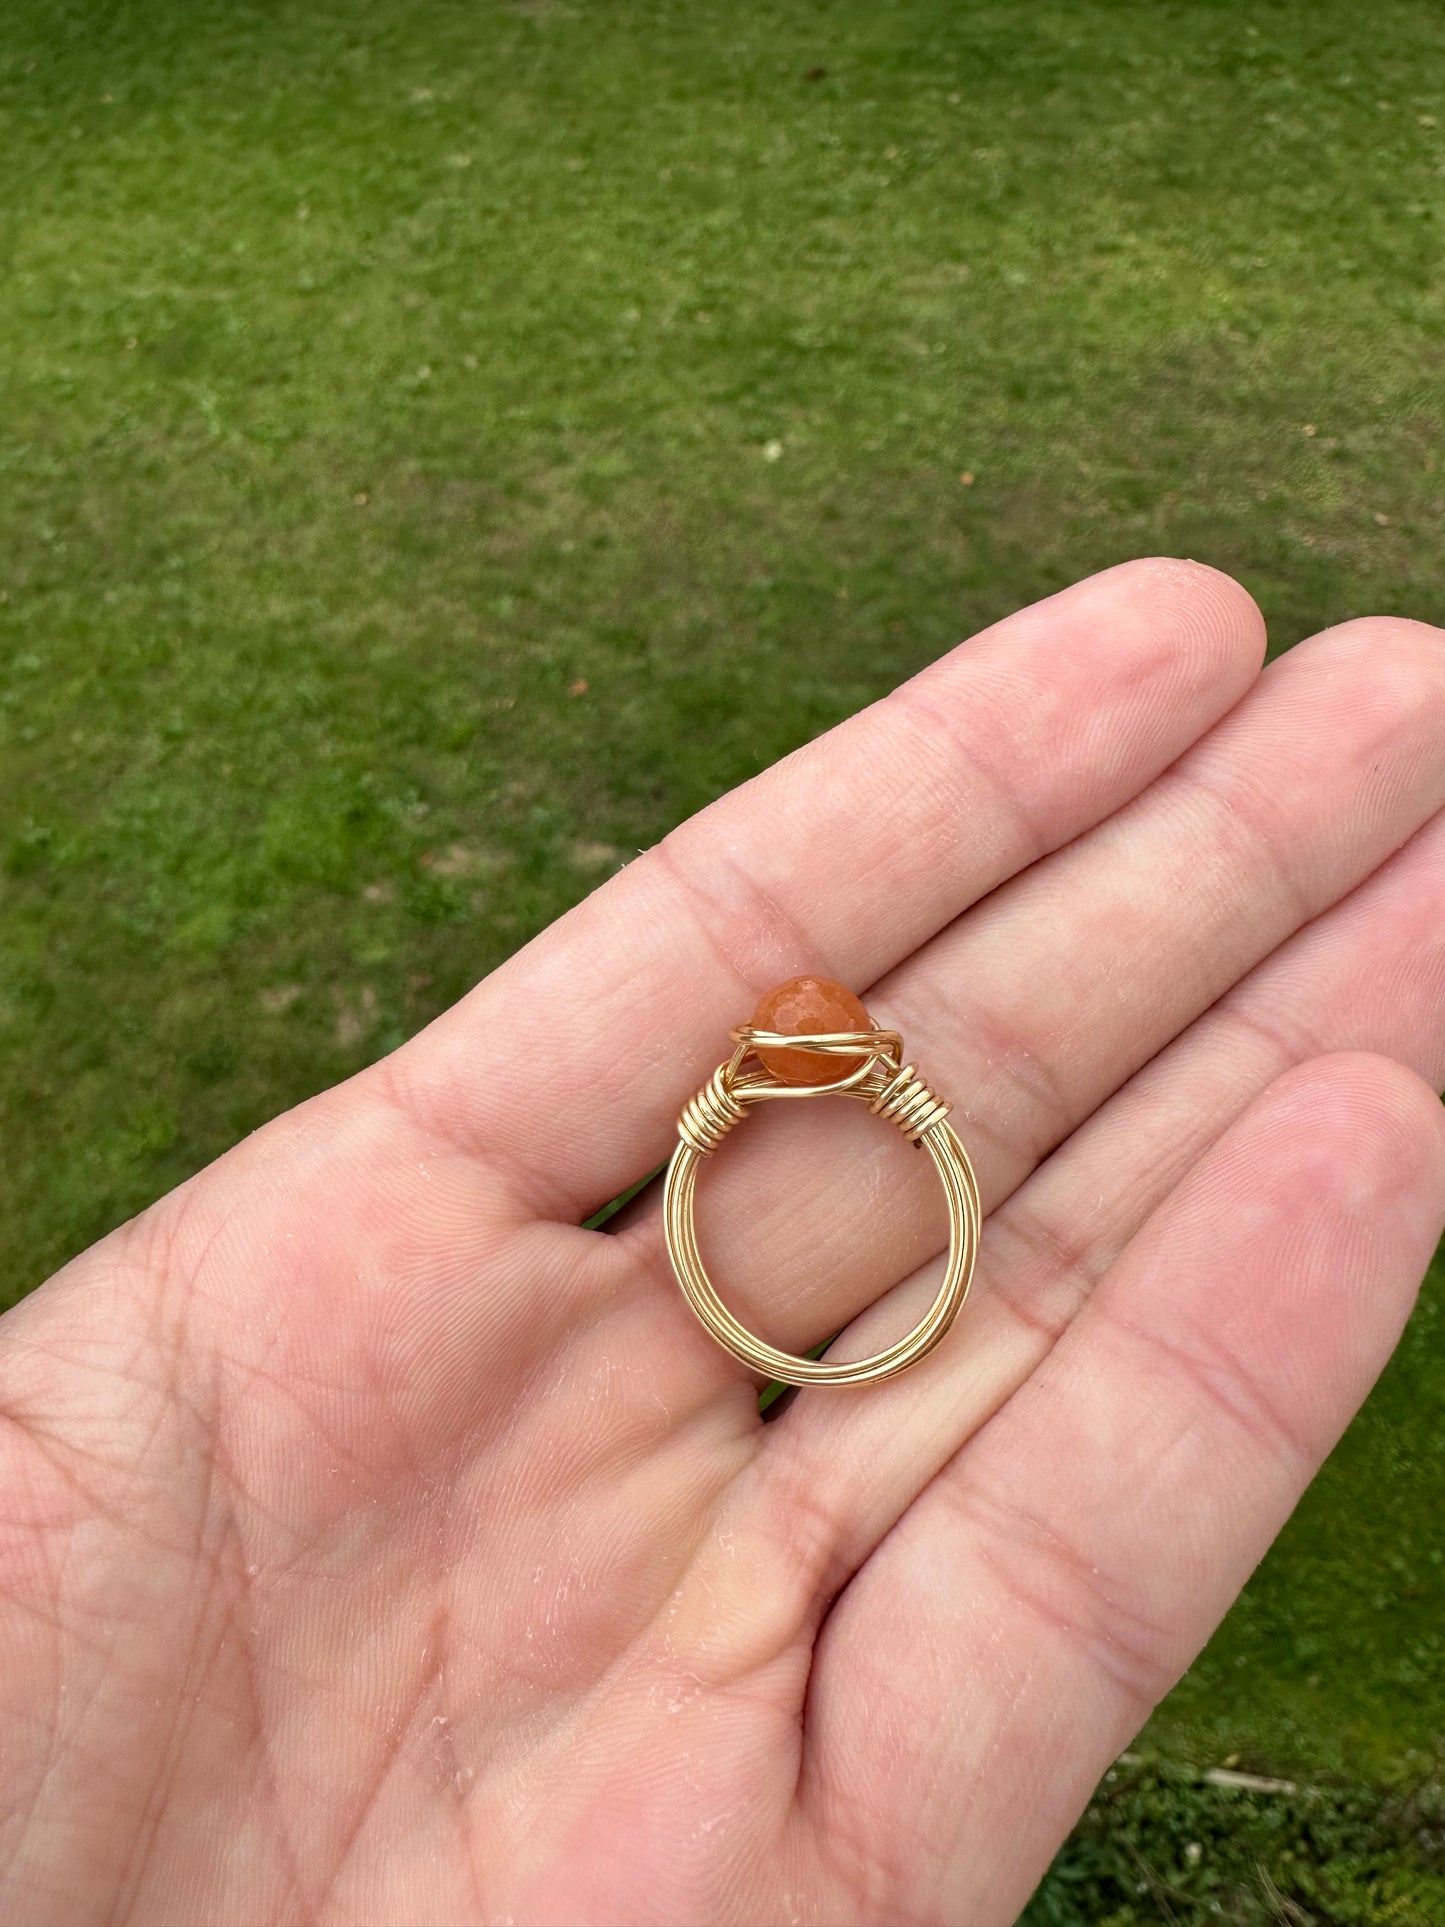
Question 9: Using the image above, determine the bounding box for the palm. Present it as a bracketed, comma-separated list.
[5, 561, 1445, 1927]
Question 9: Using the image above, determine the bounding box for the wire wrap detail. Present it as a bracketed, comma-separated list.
[664, 1021, 981, 1387]
[869, 1062, 951, 1143]
[677, 1064, 747, 1156]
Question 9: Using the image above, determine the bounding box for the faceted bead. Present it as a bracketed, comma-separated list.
[750, 975, 873, 1085]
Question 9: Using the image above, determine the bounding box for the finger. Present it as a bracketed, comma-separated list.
[751, 795, 1445, 1594]
[379, 559, 1262, 1216]
[622, 614, 1445, 1358]
[12, 560, 1255, 1438]
[799, 1055, 1445, 1925]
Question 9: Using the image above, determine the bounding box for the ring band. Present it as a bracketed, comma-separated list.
[664, 989, 981, 1387]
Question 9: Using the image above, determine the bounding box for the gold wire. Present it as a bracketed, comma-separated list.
[664, 1024, 981, 1387]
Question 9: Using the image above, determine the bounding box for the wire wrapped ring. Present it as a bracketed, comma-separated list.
[664, 993, 981, 1388]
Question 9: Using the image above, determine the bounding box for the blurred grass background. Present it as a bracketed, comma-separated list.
[1, 0, 1442, 1916]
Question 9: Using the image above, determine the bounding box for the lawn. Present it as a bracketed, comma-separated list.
[1, 0, 1442, 1916]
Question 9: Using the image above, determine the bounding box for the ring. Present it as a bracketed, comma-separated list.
[664, 975, 981, 1387]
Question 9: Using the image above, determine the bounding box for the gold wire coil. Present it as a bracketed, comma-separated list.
[677, 1064, 747, 1156]
[869, 1061, 952, 1143]
[664, 1023, 981, 1388]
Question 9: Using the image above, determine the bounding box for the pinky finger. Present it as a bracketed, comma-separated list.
[801, 1054, 1445, 1926]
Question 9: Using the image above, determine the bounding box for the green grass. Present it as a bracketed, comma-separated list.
[2, 0, 1442, 1911]
[1024, 1755, 1445, 1925]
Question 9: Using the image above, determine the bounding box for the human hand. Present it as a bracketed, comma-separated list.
[3, 559, 1444, 1926]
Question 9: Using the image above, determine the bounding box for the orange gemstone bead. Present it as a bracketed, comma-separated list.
[750, 975, 873, 1085]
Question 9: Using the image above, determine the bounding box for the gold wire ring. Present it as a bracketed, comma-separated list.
[664, 1015, 981, 1387]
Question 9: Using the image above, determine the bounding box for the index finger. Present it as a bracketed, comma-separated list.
[383, 558, 1264, 1218]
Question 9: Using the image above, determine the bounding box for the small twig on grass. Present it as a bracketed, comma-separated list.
[1203, 1768, 1303, 1796]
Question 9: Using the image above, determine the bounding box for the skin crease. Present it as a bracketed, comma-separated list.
[2, 561, 1445, 1927]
